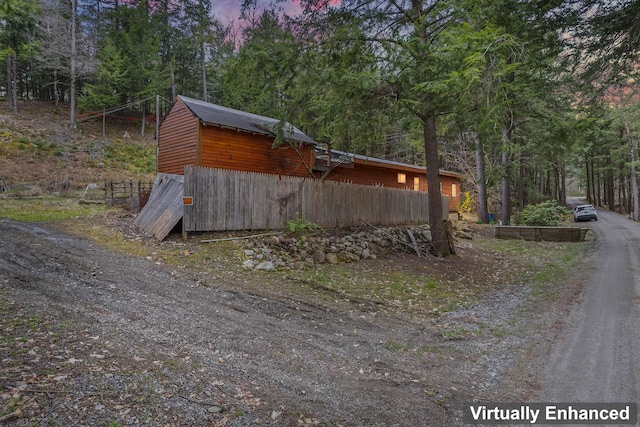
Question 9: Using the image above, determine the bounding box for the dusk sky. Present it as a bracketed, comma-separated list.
[210, 0, 304, 23]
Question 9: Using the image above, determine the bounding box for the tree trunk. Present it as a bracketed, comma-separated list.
[201, 43, 208, 102]
[11, 51, 17, 112]
[624, 121, 639, 221]
[517, 155, 526, 210]
[171, 66, 177, 102]
[553, 163, 560, 203]
[590, 160, 596, 205]
[606, 165, 615, 211]
[423, 116, 451, 257]
[474, 132, 488, 223]
[7, 52, 18, 112]
[585, 160, 591, 203]
[501, 128, 511, 225]
[596, 170, 602, 206]
[6, 55, 13, 111]
[70, 0, 77, 128]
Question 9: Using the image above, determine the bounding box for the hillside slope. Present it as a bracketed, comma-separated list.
[0, 101, 157, 195]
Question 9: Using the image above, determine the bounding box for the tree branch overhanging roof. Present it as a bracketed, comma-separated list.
[178, 95, 316, 145]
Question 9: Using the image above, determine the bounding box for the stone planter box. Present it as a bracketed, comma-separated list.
[494, 226, 589, 242]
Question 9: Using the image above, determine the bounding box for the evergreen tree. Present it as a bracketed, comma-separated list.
[0, 0, 40, 111]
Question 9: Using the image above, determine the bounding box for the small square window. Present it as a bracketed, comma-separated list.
[451, 184, 457, 198]
[413, 177, 420, 191]
[397, 173, 406, 184]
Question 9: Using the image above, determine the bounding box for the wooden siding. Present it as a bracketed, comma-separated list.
[183, 166, 449, 232]
[440, 175, 461, 213]
[157, 99, 199, 175]
[199, 126, 314, 177]
[322, 161, 461, 212]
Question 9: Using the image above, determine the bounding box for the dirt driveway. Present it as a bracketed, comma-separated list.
[540, 202, 640, 403]
[0, 218, 584, 426]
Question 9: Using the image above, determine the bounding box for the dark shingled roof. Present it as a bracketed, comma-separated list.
[178, 95, 315, 145]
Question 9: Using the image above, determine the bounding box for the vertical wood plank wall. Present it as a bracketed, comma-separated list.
[183, 166, 449, 232]
[157, 99, 199, 174]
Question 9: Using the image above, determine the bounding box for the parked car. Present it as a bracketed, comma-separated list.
[573, 204, 598, 222]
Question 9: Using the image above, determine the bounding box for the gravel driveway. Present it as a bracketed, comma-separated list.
[540, 201, 640, 404]
[0, 217, 584, 426]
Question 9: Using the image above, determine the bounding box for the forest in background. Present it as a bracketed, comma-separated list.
[1, 0, 640, 255]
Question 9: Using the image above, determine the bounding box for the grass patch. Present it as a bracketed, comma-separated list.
[102, 141, 156, 174]
[75, 224, 588, 318]
[0, 196, 108, 222]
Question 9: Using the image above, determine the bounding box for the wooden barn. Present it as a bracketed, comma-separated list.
[141, 96, 464, 239]
[157, 95, 316, 177]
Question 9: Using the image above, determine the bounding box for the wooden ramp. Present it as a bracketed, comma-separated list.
[134, 174, 184, 240]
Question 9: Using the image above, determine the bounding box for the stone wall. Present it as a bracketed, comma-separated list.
[241, 224, 473, 270]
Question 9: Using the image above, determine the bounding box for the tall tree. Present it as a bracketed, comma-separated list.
[0, 0, 40, 112]
[183, 0, 217, 102]
[297, 0, 465, 256]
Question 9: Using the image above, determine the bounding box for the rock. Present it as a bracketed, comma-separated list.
[338, 252, 360, 263]
[361, 248, 371, 259]
[242, 260, 255, 269]
[243, 249, 255, 256]
[255, 261, 275, 271]
[314, 250, 326, 263]
[456, 231, 473, 240]
[326, 253, 339, 264]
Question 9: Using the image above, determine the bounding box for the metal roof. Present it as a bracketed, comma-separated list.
[178, 96, 315, 145]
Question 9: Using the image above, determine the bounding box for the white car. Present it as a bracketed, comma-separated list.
[573, 204, 598, 222]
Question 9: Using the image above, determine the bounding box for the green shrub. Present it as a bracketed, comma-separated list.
[512, 200, 570, 226]
[287, 212, 323, 235]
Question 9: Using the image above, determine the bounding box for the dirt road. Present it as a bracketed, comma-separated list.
[1, 218, 526, 426]
[0, 215, 598, 426]
[540, 201, 640, 403]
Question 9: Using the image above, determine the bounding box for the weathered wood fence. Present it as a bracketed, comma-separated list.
[183, 166, 448, 231]
[104, 180, 154, 212]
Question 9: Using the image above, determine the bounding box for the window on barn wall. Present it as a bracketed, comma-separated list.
[413, 177, 420, 191]
[397, 173, 406, 184]
[451, 183, 457, 198]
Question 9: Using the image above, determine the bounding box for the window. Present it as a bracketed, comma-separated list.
[451, 183, 457, 198]
[397, 173, 406, 184]
[413, 177, 420, 191]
